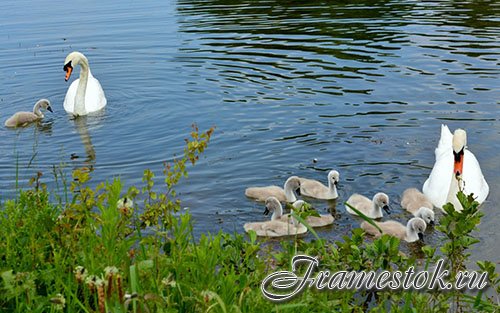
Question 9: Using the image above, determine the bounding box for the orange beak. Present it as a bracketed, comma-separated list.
[453, 150, 464, 177]
[65, 66, 73, 81]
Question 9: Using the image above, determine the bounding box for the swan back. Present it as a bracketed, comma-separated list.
[245, 185, 287, 202]
[401, 188, 433, 214]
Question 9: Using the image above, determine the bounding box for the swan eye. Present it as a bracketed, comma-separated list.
[63, 61, 73, 72]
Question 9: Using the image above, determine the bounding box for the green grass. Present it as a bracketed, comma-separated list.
[0, 127, 498, 313]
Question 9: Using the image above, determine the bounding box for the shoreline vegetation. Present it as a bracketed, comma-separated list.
[0, 126, 498, 312]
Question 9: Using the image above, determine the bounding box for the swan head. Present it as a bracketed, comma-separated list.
[452, 129, 466, 178]
[292, 200, 306, 210]
[63, 51, 88, 81]
[415, 207, 435, 226]
[35, 99, 53, 113]
[328, 170, 340, 187]
[284, 176, 301, 196]
[408, 217, 427, 242]
[264, 196, 283, 220]
[117, 197, 134, 215]
[373, 192, 390, 214]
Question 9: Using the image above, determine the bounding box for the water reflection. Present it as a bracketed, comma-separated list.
[35, 120, 53, 135]
[72, 116, 96, 163]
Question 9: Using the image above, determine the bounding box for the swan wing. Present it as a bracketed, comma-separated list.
[5, 112, 38, 127]
[436, 124, 453, 158]
[423, 125, 453, 208]
[84, 75, 107, 113]
[462, 150, 489, 204]
[63, 79, 79, 114]
[299, 178, 327, 198]
[245, 186, 286, 202]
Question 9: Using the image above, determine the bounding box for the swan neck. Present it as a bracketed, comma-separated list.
[327, 179, 338, 198]
[271, 204, 283, 221]
[33, 103, 43, 117]
[372, 202, 382, 218]
[447, 174, 463, 211]
[74, 60, 90, 116]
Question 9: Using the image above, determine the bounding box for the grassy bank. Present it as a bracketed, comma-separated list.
[0, 127, 498, 312]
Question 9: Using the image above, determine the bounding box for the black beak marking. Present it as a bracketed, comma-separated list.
[47, 106, 53, 113]
[383, 205, 390, 214]
[429, 220, 435, 226]
[263, 207, 270, 215]
[295, 188, 301, 196]
[63, 61, 72, 72]
[418, 233, 424, 242]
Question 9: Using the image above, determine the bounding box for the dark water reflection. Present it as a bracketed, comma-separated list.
[0, 0, 498, 260]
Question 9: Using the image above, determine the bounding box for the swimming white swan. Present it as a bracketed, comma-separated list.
[117, 197, 134, 216]
[243, 197, 307, 237]
[298, 170, 339, 200]
[361, 217, 426, 243]
[245, 176, 301, 202]
[422, 125, 489, 211]
[5, 99, 53, 128]
[63, 51, 107, 116]
[284, 200, 334, 227]
[401, 188, 435, 225]
[345, 192, 390, 219]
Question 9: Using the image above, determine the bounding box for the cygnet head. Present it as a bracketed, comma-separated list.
[408, 217, 427, 242]
[292, 200, 306, 210]
[284, 176, 301, 196]
[63, 51, 88, 81]
[452, 129, 466, 178]
[36, 99, 53, 113]
[328, 170, 340, 187]
[373, 192, 390, 214]
[415, 207, 435, 226]
[264, 196, 283, 220]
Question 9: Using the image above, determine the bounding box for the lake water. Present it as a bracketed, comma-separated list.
[1, 0, 498, 261]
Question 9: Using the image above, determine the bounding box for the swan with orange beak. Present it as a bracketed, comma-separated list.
[423, 125, 489, 212]
[63, 51, 107, 116]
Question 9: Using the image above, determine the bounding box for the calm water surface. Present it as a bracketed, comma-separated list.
[0, 0, 498, 260]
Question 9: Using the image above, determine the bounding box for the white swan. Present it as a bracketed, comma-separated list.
[5, 99, 53, 128]
[401, 188, 435, 225]
[63, 51, 107, 116]
[361, 217, 426, 243]
[422, 125, 489, 211]
[243, 197, 307, 237]
[245, 176, 301, 202]
[345, 192, 390, 219]
[117, 197, 134, 216]
[284, 200, 334, 227]
[298, 170, 339, 200]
